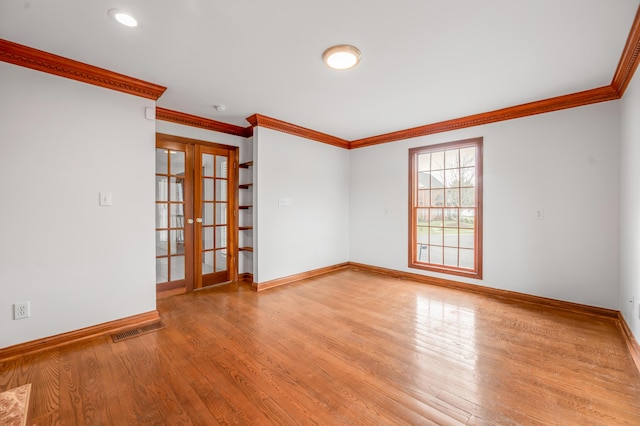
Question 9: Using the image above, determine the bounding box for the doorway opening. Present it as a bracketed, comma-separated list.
[155, 133, 238, 296]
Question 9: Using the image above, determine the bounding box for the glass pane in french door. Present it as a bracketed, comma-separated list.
[201, 153, 228, 276]
[155, 147, 187, 285]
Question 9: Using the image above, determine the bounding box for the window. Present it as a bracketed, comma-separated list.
[409, 137, 483, 279]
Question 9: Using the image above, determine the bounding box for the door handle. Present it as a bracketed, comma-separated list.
[186, 219, 194, 224]
[195, 218, 203, 223]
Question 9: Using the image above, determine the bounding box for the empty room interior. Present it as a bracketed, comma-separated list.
[2, 0, 640, 424]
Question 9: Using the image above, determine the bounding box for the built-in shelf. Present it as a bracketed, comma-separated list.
[239, 158, 253, 273]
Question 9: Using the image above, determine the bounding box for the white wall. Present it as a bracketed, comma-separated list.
[350, 101, 621, 309]
[254, 128, 350, 283]
[620, 71, 640, 338]
[1, 59, 628, 348]
[0, 62, 157, 348]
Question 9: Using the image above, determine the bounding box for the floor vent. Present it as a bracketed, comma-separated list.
[111, 321, 165, 343]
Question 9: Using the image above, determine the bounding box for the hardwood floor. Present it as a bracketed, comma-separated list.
[2, 268, 640, 425]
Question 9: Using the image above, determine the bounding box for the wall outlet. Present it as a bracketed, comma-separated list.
[14, 301, 30, 320]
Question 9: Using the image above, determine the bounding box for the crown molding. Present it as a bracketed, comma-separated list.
[612, 5, 640, 96]
[246, 114, 350, 149]
[350, 86, 620, 149]
[256, 5, 640, 149]
[4, 2, 640, 150]
[0, 38, 166, 100]
[156, 107, 251, 137]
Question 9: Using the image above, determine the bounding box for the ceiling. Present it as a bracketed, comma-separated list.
[1, 0, 638, 141]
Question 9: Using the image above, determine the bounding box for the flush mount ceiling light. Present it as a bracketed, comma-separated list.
[108, 9, 139, 28]
[322, 44, 361, 70]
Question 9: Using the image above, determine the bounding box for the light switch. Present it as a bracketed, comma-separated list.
[535, 209, 544, 220]
[99, 192, 112, 206]
[278, 197, 291, 207]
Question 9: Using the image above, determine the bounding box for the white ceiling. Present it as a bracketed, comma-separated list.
[1, 0, 638, 140]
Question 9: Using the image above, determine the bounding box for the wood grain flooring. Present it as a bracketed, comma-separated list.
[1, 268, 639, 425]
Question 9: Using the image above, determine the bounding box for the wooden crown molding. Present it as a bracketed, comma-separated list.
[156, 107, 251, 137]
[162, 83, 619, 148]
[0, 38, 166, 100]
[246, 114, 350, 149]
[248, 4, 640, 149]
[612, 5, 640, 96]
[162, 1, 639, 148]
[5, 3, 640, 148]
[350, 86, 619, 148]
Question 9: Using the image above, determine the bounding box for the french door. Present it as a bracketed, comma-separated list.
[155, 134, 237, 295]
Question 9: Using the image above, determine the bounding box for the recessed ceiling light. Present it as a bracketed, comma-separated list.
[322, 45, 361, 70]
[108, 9, 139, 28]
